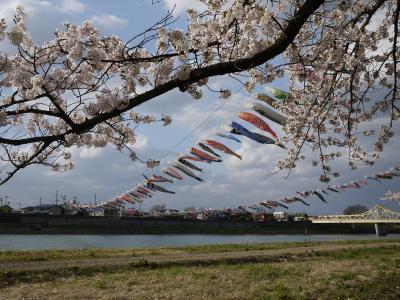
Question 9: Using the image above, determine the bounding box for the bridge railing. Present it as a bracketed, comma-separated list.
[311, 205, 400, 224]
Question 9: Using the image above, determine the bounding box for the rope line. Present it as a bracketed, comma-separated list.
[159, 86, 243, 160]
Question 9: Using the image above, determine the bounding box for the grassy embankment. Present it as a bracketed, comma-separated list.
[0, 239, 399, 299]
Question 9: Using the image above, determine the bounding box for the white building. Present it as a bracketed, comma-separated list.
[273, 211, 288, 221]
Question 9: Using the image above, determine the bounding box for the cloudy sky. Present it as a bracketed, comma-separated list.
[1, 0, 399, 214]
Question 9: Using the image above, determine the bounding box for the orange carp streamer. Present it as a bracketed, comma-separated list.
[190, 147, 222, 162]
[204, 139, 242, 160]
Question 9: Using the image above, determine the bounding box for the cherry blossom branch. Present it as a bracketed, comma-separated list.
[0, 0, 398, 185]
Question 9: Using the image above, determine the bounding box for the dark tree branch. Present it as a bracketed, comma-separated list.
[0, 0, 325, 148]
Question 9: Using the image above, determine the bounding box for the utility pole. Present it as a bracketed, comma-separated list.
[39, 197, 42, 206]
[0, 197, 3, 206]
[56, 189, 59, 205]
[4, 195, 8, 205]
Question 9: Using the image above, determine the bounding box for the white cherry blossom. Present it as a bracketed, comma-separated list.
[0, 0, 398, 184]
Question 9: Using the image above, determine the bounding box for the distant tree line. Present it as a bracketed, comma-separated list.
[343, 205, 368, 215]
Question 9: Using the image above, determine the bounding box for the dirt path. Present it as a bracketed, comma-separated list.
[1, 241, 398, 273]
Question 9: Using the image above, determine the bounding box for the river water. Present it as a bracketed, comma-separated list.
[0, 234, 399, 250]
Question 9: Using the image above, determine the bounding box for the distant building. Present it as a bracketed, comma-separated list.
[253, 213, 274, 222]
[293, 213, 309, 222]
[165, 209, 182, 218]
[121, 208, 141, 217]
[273, 211, 288, 221]
[183, 210, 197, 219]
[103, 207, 120, 217]
[63, 206, 78, 216]
[22, 204, 65, 215]
[0, 205, 13, 214]
[89, 209, 104, 217]
[74, 208, 90, 216]
[196, 211, 205, 220]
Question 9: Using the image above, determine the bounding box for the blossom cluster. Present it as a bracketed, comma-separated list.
[275, 0, 399, 181]
[381, 190, 400, 203]
[0, 0, 398, 183]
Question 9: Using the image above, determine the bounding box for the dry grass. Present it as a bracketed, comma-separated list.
[0, 242, 399, 299]
[0, 239, 395, 263]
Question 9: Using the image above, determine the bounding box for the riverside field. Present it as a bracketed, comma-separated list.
[0, 240, 399, 299]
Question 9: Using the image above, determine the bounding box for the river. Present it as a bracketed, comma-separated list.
[1, 234, 399, 250]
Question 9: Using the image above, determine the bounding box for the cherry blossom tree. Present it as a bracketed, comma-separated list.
[381, 190, 400, 203]
[0, 0, 398, 185]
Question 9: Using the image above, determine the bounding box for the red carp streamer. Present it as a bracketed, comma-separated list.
[238, 112, 278, 139]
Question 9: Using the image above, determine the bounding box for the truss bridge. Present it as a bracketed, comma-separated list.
[311, 205, 400, 236]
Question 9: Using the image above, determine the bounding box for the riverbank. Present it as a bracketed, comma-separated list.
[1, 240, 399, 299]
[2, 214, 400, 234]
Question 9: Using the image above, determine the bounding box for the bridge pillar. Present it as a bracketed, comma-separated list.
[374, 223, 387, 236]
